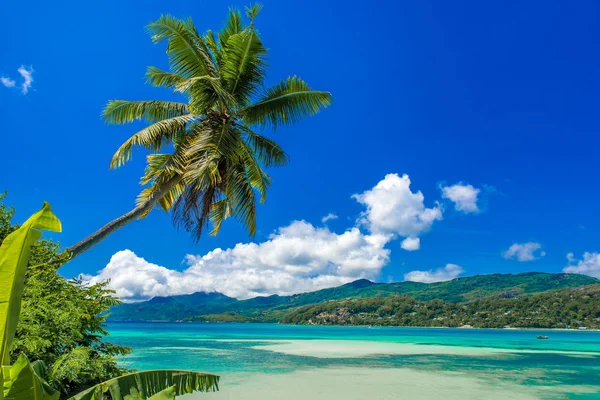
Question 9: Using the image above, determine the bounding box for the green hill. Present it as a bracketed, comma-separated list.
[109, 292, 237, 321]
[282, 284, 600, 329]
[107, 272, 599, 321]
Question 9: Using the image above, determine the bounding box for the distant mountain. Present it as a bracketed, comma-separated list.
[110, 292, 237, 321]
[107, 272, 599, 322]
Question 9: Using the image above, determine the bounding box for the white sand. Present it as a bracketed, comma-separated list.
[184, 367, 577, 400]
[251, 339, 598, 358]
[176, 340, 600, 399]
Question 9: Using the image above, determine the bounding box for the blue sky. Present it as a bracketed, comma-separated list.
[2, 0, 599, 300]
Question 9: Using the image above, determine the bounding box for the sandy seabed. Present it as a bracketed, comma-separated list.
[187, 367, 596, 400]
[183, 340, 599, 399]
[250, 339, 599, 358]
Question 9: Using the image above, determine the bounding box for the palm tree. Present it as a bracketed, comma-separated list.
[68, 4, 332, 259]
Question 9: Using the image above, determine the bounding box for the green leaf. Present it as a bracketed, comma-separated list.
[220, 27, 266, 103]
[245, 3, 263, 21]
[240, 75, 332, 129]
[3, 354, 59, 400]
[145, 67, 186, 89]
[147, 386, 176, 400]
[146, 15, 217, 79]
[103, 100, 189, 125]
[110, 115, 195, 169]
[69, 370, 219, 400]
[0, 202, 61, 366]
[218, 8, 244, 50]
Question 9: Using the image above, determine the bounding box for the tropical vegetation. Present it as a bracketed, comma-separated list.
[281, 285, 600, 329]
[0, 200, 219, 399]
[68, 4, 332, 259]
[1, 194, 130, 397]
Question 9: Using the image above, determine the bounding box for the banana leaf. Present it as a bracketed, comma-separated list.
[3, 354, 59, 400]
[69, 370, 219, 400]
[0, 202, 221, 399]
[0, 202, 61, 400]
[0, 202, 61, 364]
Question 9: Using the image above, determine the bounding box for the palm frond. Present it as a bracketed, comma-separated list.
[110, 115, 195, 169]
[184, 123, 241, 173]
[204, 30, 221, 66]
[208, 198, 232, 235]
[171, 183, 222, 241]
[218, 8, 244, 49]
[68, 369, 219, 400]
[139, 154, 183, 186]
[146, 15, 217, 79]
[239, 75, 332, 129]
[223, 164, 258, 236]
[137, 180, 186, 215]
[220, 26, 267, 104]
[145, 66, 187, 89]
[175, 75, 235, 112]
[239, 125, 289, 167]
[245, 3, 263, 20]
[137, 150, 188, 213]
[103, 100, 189, 124]
[239, 140, 271, 202]
[136, 133, 196, 212]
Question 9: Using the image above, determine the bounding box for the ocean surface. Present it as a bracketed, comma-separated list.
[107, 322, 600, 399]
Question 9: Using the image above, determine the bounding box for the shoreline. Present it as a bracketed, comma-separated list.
[107, 320, 600, 332]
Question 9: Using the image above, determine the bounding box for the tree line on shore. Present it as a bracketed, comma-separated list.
[280, 286, 600, 329]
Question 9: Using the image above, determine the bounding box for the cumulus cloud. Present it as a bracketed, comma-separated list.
[403, 264, 464, 283]
[400, 237, 420, 251]
[84, 221, 391, 301]
[18, 65, 33, 94]
[563, 252, 600, 278]
[502, 242, 545, 262]
[321, 213, 338, 223]
[85, 172, 481, 301]
[353, 174, 442, 249]
[441, 183, 480, 213]
[1, 76, 15, 88]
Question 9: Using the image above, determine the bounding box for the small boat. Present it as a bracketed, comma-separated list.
[537, 335, 549, 340]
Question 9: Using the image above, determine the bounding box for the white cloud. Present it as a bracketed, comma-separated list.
[502, 242, 545, 262]
[17, 65, 33, 94]
[85, 172, 480, 301]
[400, 237, 420, 251]
[353, 174, 442, 249]
[563, 252, 600, 278]
[1, 76, 15, 88]
[84, 221, 391, 301]
[403, 264, 464, 283]
[1, 66, 34, 93]
[321, 213, 338, 223]
[441, 183, 480, 213]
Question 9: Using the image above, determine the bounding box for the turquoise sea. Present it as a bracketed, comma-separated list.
[108, 322, 600, 399]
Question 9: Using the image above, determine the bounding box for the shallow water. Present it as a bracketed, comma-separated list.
[107, 322, 600, 399]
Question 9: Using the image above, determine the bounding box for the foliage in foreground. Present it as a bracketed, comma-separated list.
[281, 286, 600, 329]
[0, 199, 219, 399]
[0, 195, 130, 397]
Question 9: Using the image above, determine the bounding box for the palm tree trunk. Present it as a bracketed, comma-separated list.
[68, 177, 181, 260]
